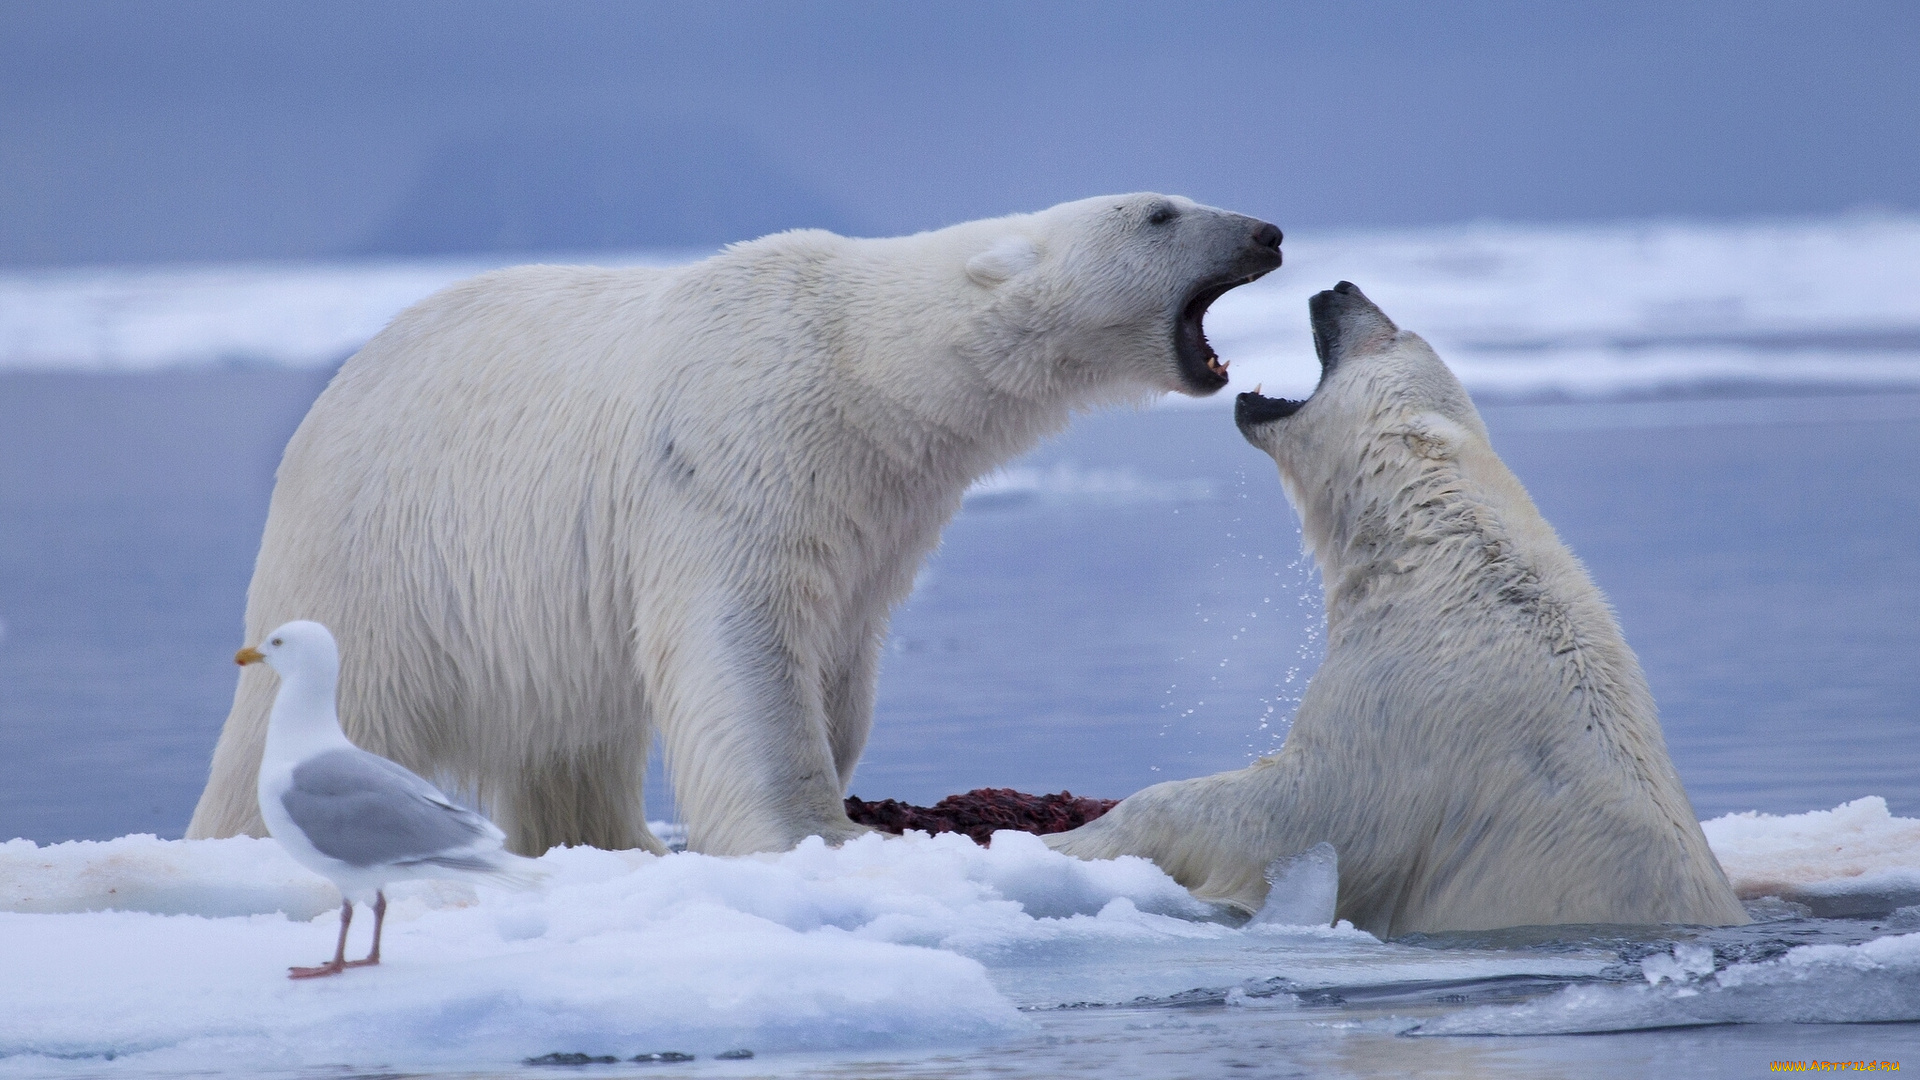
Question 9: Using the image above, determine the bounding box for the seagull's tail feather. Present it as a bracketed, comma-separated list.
[418, 851, 550, 891]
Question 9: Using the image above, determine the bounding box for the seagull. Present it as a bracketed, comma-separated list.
[241, 619, 544, 979]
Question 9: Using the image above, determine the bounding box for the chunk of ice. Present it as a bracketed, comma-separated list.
[1251, 842, 1338, 927]
[1640, 943, 1715, 985]
[1701, 797, 1920, 918]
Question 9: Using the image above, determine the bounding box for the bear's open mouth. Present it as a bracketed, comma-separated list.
[1175, 273, 1267, 394]
[1234, 388, 1306, 431]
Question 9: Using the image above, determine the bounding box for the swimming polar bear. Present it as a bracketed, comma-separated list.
[187, 195, 1282, 858]
[1047, 282, 1748, 935]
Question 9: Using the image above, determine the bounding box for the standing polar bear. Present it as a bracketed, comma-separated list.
[188, 195, 1283, 857]
[1048, 282, 1747, 934]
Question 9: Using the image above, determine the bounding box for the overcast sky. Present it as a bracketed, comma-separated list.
[3, 0, 1916, 266]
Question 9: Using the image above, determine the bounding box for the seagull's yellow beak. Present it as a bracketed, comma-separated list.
[235, 647, 266, 666]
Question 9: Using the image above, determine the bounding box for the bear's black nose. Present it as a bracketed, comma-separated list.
[1252, 222, 1282, 251]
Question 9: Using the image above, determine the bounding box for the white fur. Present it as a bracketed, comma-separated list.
[1047, 286, 1749, 934]
[188, 195, 1279, 857]
[964, 235, 1041, 285]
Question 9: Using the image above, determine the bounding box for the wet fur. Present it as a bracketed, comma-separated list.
[1047, 286, 1748, 934]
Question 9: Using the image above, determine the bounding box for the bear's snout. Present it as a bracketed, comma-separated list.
[1250, 221, 1283, 260]
[1309, 281, 1396, 370]
[1236, 220, 1284, 275]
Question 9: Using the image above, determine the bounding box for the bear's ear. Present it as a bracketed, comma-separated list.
[1401, 412, 1470, 460]
[965, 236, 1041, 287]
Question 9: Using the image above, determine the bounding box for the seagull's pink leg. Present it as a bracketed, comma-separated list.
[290, 899, 353, 979]
[345, 891, 386, 968]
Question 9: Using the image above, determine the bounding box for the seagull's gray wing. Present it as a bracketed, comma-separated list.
[281, 746, 500, 870]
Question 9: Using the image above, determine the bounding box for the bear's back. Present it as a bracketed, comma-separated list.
[1297, 435, 1745, 932]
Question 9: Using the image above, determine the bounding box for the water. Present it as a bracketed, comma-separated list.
[4, 217, 1920, 1076]
[1, 369, 1916, 1076]
[0, 368, 331, 840]
[4, 375, 1916, 841]
[4, 828, 1915, 1078]
[863, 392, 1920, 821]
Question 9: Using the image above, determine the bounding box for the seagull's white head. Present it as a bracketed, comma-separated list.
[236, 619, 339, 676]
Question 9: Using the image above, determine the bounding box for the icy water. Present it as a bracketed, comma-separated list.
[3, 373, 1913, 835]
[2, 372, 1918, 1078]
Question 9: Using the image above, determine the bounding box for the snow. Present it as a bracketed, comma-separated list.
[0, 833, 1049, 1070]
[5, 217, 1920, 400]
[0, 834, 338, 920]
[3, 799, 1916, 1070]
[0, 829, 1399, 1070]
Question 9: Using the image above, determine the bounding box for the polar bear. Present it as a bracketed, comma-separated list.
[1047, 282, 1748, 935]
[187, 195, 1283, 858]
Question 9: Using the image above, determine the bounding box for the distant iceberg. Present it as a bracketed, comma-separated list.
[1201, 213, 1920, 400]
[4, 216, 1919, 400]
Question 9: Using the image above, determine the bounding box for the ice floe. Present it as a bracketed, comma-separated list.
[1703, 797, 1920, 917]
[0, 829, 1581, 1070]
[0, 834, 1051, 1069]
[1, 798, 1915, 1070]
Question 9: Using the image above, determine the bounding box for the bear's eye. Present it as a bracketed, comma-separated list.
[1147, 204, 1178, 226]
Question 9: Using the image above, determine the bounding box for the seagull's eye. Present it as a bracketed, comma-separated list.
[270, 638, 283, 646]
